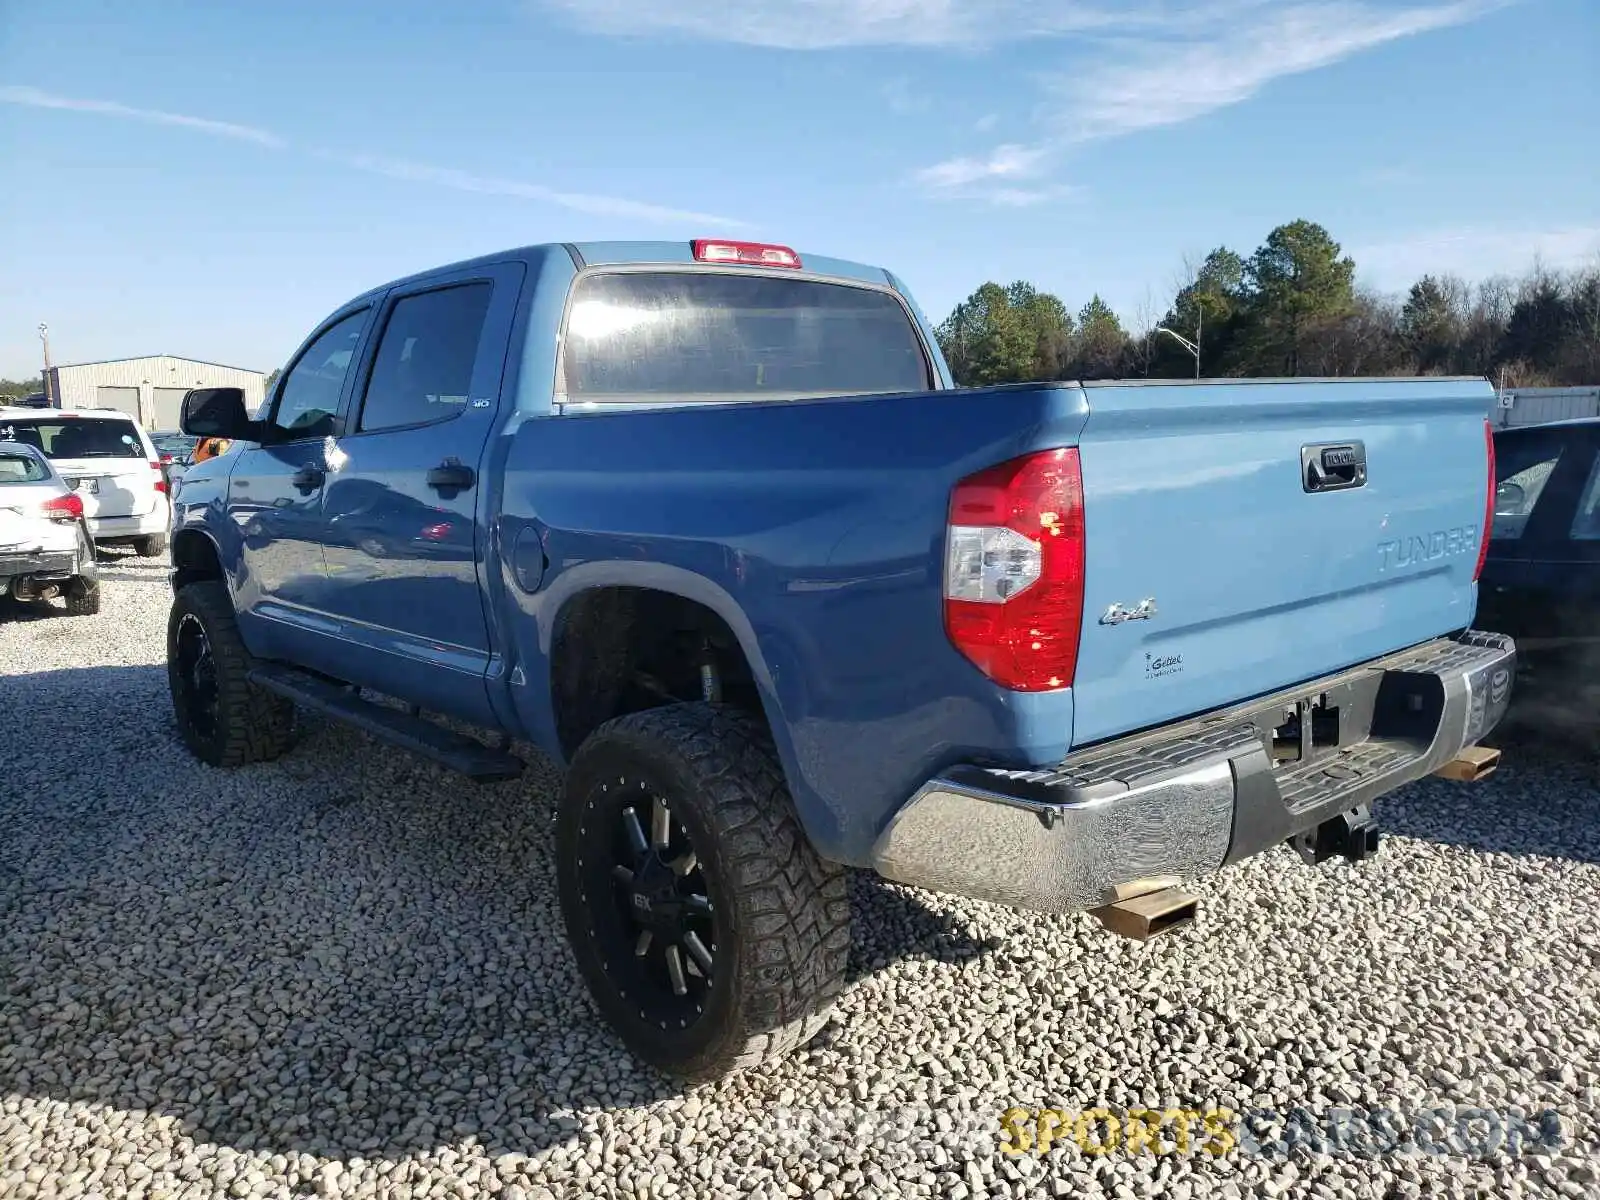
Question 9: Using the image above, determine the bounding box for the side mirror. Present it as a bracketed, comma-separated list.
[180, 387, 256, 440]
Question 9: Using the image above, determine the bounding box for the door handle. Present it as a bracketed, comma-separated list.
[291, 464, 325, 492]
[426, 459, 475, 491]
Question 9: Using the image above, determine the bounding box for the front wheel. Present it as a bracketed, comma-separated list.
[167, 581, 294, 766]
[557, 703, 850, 1082]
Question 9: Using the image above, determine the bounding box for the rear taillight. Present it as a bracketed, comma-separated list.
[151, 459, 168, 493]
[1474, 419, 1494, 582]
[691, 239, 802, 268]
[943, 448, 1086, 691]
[40, 492, 84, 522]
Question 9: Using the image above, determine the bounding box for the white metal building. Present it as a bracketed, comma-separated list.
[45, 355, 266, 431]
[1493, 385, 1600, 428]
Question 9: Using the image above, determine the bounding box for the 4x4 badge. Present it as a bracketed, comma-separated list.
[1100, 597, 1157, 625]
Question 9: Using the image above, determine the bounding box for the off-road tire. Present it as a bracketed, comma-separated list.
[136, 533, 169, 558]
[558, 703, 850, 1081]
[64, 577, 101, 616]
[168, 580, 294, 767]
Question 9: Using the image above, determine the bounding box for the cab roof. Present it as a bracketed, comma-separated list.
[352, 240, 896, 306]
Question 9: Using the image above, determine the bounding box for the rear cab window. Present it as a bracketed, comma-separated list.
[0, 417, 146, 460]
[558, 270, 932, 405]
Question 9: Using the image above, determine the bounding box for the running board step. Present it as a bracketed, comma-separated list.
[248, 663, 524, 782]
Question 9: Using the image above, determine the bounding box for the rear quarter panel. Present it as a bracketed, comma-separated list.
[495, 385, 1090, 864]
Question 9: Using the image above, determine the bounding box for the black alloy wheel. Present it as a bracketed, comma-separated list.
[585, 783, 720, 1030]
[166, 581, 295, 766]
[557, 703, 850, 1081]
[173, 611, 220, 741]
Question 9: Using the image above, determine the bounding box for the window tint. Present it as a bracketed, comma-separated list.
[359, 284, 492, 432]
[561, 272, 930, 401]
[0, 450, 49, 482]
[1571, 452, 1600, 541]
[272, 309, 368, 439]
[0, 417, 144, 459]
[1491, 435, 1563, 540]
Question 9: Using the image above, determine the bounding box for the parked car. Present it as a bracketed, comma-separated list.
[152, 431, 199, 493]
[0, 441, 100, 614]
[152, 431, 198, 468]
[0, 407, 171, 556]
[1479, 418, 1600, 744]
[167, 239, 1514, 1080]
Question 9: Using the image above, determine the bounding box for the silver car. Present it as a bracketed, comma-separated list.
[0, 441, 101, 614]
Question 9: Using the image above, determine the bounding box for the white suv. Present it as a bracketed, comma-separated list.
[0, 407, 172, 556]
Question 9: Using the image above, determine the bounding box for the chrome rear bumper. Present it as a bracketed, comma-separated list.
[870, 632, 1516, 913]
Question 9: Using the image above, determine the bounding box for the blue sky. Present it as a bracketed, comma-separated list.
[2, 0, 1596, 378]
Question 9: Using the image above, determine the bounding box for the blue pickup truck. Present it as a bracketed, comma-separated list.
[170, 238, 1515, 1079]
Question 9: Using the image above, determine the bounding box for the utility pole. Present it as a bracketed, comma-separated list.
[38, 323, 53, 406]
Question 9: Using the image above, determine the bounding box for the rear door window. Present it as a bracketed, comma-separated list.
[0, 418, 145, 460]
[357, 283, 493, 432]
[560, 271, 931, 402]
[1491, 433, 1564, 540]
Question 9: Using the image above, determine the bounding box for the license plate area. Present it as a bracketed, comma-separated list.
[64, 476, 100, 494]
[1269, 695, 1342, 765]
[1252, 675, 1380, 771]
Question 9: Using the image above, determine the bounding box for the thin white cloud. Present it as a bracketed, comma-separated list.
[0, 84, 287, 147]
[3, 84, 746, 227]
[1353, 225, 1600, 289]
[537, 1, 1505, 207]
[342, 155, 750, 228]
[908, 180, 1082, 206]
[540, 0, 1138, 50]
[914, 142, 1047, 188]
[981, 183, 1082, 207]
[1046, 2, 1499, 142]
[916, 1, 1499, 197]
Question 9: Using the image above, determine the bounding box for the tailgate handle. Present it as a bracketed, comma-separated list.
[1302, 442, 1366, 493]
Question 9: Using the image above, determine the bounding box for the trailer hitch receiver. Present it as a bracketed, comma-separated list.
[1292, 803, 1380, 865]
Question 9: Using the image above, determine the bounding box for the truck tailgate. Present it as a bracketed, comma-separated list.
[1071, 378, 1493, 747]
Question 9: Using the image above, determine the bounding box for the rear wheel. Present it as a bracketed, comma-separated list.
[168, 581, 294, 766]
[136, 533, 169, 558]
[64, 577, 100, 616]
[557, 703, 849, 1081]
[64, 525, 100, 616]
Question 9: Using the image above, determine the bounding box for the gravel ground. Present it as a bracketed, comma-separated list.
[3, 558, 1599, 1199]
